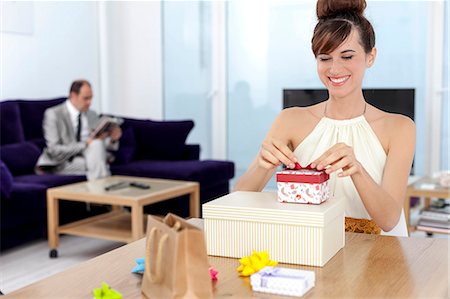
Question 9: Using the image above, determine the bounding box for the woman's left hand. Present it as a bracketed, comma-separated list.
[310, 143, 362, 177]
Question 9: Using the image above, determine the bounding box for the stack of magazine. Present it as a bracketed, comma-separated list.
[417, 204, 450, 234]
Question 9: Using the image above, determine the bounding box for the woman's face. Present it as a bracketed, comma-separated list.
[316, 29, 376, 99]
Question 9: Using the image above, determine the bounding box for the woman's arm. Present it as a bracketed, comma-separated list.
[233, 157, 278, 192]
[356, 115, 416, 231]
[312, 115, 416, 231]
[234, 110, 298, 192]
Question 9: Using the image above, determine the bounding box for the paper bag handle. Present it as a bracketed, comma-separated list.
[172, 221, 182, 232]
[145, 227, 169, 283]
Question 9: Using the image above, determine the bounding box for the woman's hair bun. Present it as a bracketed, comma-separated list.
[316, 0, 366, 19]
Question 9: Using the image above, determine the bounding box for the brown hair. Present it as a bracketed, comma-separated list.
[311, 0, 375, 56]
[69, 79, 91, 95]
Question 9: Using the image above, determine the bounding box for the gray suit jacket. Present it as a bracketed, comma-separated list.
[36, 102, 118, 167]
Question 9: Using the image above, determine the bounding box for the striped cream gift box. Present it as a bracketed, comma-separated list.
[202, 191, 344, 267]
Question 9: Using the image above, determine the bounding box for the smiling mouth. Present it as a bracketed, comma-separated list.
[328, 75, 350, 86]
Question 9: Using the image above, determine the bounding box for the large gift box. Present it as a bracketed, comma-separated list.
[203, 191, 344, 267]
[277, 167, 330, 204]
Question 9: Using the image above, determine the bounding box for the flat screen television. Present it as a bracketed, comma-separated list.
[283, 89, 415, 121]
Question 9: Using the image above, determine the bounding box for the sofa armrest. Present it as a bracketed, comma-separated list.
[183, 144, 200, 160]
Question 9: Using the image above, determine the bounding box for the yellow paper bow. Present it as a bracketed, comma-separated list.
[92, 282, 122, 299]
[236, 250, 278, 276]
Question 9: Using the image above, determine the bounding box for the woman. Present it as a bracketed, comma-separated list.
[234, 0, 415, 237]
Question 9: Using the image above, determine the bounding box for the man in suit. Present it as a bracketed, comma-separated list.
[36, 79, 122, 180]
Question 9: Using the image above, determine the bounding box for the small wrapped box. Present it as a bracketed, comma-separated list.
[251, 266, 315, 297]
[203, 191, 344, 267]
[277, 167, 330, 204]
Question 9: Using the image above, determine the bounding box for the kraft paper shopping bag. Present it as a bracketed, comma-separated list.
[142, 213, 213, 299]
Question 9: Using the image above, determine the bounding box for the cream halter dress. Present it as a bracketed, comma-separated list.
[293, 115, 408, 237]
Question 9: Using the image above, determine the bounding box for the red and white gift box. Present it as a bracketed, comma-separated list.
[276, 164, 330, 204]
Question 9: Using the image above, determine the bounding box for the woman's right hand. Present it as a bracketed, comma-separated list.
[257, 137, 297, 170]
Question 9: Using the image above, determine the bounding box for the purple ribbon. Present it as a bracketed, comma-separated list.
[259, 267, 306, 287]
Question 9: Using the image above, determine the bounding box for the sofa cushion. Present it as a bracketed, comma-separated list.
[1, 182, 47, 230]
[112, 126, 136, 165]
[126, 119, 194, 160]
[183, 144, 200, 160]
[19, 98, 66, 141]
[111, 160, 235, 186]
[0, 101, 25, 145]
[0, 142, 41, 176]
[0, 160, 14, 198]
[29, 138, 47, 151]
[14, 174, 86, 188]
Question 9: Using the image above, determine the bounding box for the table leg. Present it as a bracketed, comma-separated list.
[131, 205, 144, 241]
[404, 193, 411, 234]
[423, 197, 434, 236]
[424, 197, 431, 209]
[47, 192, 60, 255]
[189, 185, 200, 218]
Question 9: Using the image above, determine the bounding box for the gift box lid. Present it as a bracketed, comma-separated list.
[203, 191, 343, 227]
[276, 169, 329, 184]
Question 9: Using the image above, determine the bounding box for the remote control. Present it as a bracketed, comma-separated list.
[129, 181, 151, 189]
[104, 181, 129, 191]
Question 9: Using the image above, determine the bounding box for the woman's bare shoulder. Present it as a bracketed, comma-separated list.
[370, 107, 415, 145]
[368, 105, 415, 131]
[279, 103, 324, 122]
[275, 104, 324, 149]
[365, 105, 414, 153]
[375, 110, 416, 158]
[385, 112, 416, 135]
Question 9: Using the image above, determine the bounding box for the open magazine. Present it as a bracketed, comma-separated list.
[90, 116, 124, 138]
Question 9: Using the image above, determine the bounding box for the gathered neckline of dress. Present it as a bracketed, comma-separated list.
[294, 114, 386, 157]
[320, 115, 366, 126]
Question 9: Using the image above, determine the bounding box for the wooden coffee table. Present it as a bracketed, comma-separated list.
[47, 176, 199, 258]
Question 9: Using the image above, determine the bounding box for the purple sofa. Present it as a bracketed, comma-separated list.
[0, 98, 234, 250]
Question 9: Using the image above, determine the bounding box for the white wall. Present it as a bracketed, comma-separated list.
[0, 1, 163, 119]
[99, 1, 163, 120]
[0, 2, 101, 111]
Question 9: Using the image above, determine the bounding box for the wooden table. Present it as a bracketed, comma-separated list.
[6, 220, 449, 298]
[47, 176, 199, 257]
[404, 176, 450, 233]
